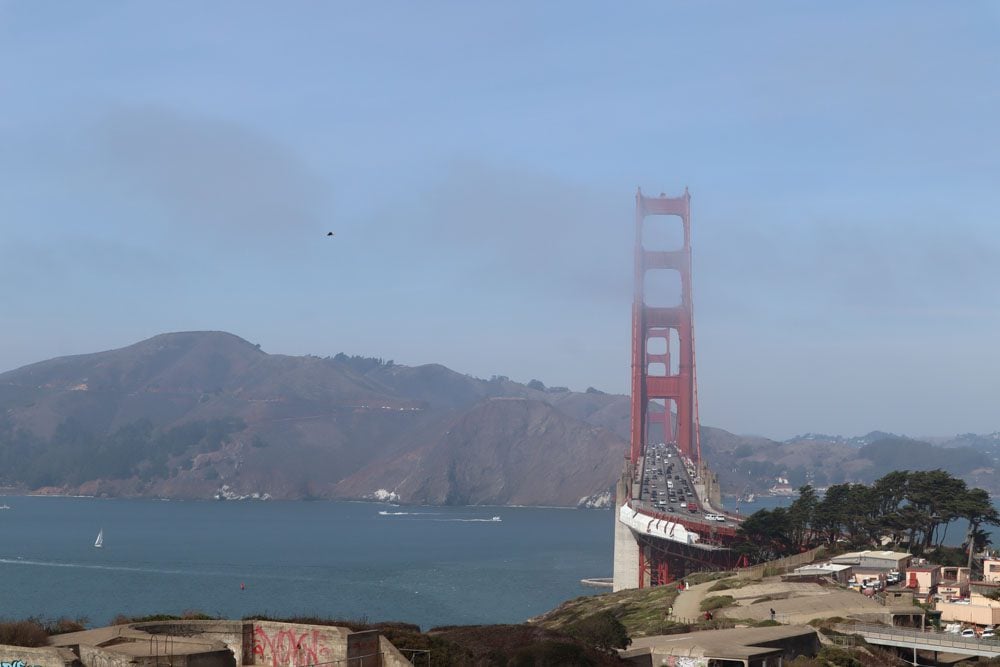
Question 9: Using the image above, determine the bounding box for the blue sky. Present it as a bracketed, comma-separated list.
[1, 1, 998, 439]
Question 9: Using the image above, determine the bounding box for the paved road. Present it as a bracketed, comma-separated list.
[637, 443, 737, 528]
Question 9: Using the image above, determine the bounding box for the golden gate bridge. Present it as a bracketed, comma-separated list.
[613, 188, 747, 591]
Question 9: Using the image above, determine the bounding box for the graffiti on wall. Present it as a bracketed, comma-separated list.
[2, 660, 42, 667]
[660, 657, 707, 667]
[252, 626, 333, 667]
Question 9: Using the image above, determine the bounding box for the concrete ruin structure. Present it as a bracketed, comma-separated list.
[619, 625, 821, 667]
[1, 619, 411, 667]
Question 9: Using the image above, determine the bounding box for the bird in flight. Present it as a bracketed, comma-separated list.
[326, 232, 335, 237]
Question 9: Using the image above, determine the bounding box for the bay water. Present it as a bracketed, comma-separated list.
[0, 497, 612, 629]
[4, 493, 990, 629]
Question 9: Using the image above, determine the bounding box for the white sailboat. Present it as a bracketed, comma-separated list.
[94, 529, 104, 548]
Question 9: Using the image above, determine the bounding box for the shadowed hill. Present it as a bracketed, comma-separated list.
[333, 397, 624, 506]
[0, 332, 629, 504]
[2, 331, 994, 503]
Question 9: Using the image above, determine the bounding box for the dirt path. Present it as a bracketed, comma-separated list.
[671, 580, 717, 621]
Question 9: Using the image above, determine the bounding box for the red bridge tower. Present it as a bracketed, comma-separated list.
[629, 188, 701, 464]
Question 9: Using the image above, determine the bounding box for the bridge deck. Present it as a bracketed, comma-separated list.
[834, 623, 1000, 658]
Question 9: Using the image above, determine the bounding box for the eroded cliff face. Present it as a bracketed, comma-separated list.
[331, 397, 624, 506]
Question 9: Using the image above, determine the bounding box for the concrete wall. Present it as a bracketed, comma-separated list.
[906, 569, 939, 595]
[753, 630, 821, 661]
[378, 637, 412, 667]
[74, 646, 234, 667]
[77, 645, 134, 667]
[939, 583, 968, 599]
[135, 621, 245, 666]
[0, 645, 78, 667]
[937, 593, 1000, 626]
[249, 622, 350, 667]
[984, 558, 1000, 584]
[940, 567, 970, 584]
[613, 473, 641, 592]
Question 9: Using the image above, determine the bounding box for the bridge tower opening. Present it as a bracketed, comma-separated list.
[629, 188, 700, 464]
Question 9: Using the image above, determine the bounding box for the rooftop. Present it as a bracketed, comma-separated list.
[795, 562, 852, 573]
[832, 550, 912, 561]
[621, 625, 818, 662]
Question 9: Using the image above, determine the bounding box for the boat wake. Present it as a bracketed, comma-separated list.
[377, 511, 501, 522]
[0, 557, 319, 582]
[0, 557, 194, 576]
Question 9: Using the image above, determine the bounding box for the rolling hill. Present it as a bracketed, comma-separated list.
[1, 331, 995, 504]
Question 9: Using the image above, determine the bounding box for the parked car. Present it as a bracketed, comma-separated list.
[961, 628, 976, 638]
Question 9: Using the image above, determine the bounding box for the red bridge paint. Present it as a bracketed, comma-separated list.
[620, 190, 745, 590]
[629, 189, 701, 464]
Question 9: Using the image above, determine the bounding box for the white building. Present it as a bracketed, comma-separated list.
[830, 550, 911, 572]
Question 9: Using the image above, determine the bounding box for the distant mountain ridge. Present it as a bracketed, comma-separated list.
[1, 331, 996, 504]
[784, 431, 900, 447]
[0, 332, 631, 505]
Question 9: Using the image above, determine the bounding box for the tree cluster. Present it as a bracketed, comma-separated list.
[331, 353, 393, 373]
[735, 470, 999, 563]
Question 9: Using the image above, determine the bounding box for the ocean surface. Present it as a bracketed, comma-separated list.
[2, 493, 990, 629]
[0, 496, 612, 629]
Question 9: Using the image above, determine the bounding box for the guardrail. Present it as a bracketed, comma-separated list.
[833, 622, 1000, 657]
[627, 501, 739, 540]
[665, 615, 736, 630]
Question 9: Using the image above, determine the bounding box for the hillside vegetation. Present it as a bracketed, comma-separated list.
[1, 330, 996, 503]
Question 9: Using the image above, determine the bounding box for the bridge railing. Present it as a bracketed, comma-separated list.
[833, 622, 1000, 654]
[628, 502, 738, 540]
[734, 545, 826, 580]
[665, 615, 736, 630]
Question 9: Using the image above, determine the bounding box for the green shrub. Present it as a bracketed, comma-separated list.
[684, 571, 733, 585]
[508, 641, 594, 666]
[787, 656, 823, 667]
[708, 578, 738, 592]
[700, 596, 735, 612]
[568, 611, 631, 651]
[818, 646, 862, 667]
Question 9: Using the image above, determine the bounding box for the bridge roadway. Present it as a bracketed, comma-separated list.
[628, 443, 739, 547]
[833, 623, 1000, 659]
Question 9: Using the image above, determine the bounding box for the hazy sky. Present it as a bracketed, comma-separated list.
[2, 2, 998, 440]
